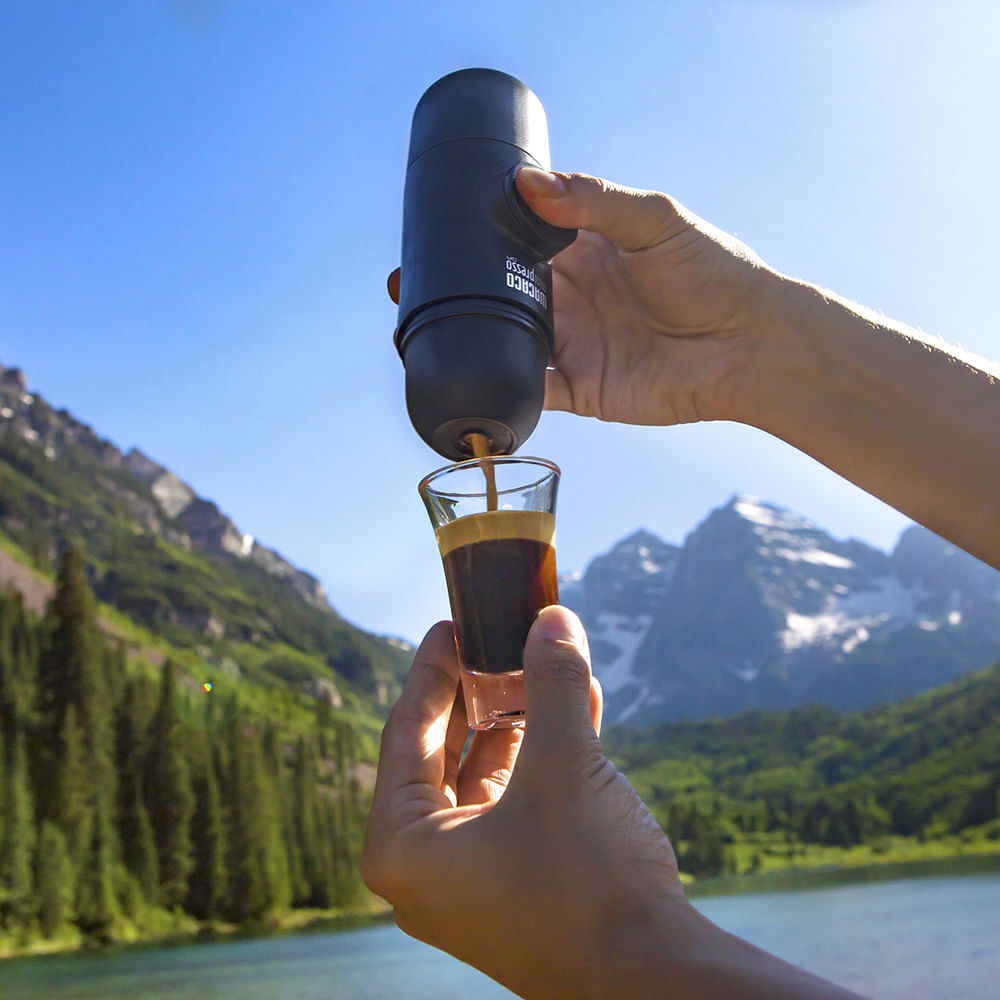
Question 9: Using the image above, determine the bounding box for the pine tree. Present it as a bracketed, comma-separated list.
[0, 590, 37, 743]
[291, 737, 324, 906]
[35, 822, 74, 938]
[116, 680, 159, 899]
[54, 704, 92, 868]
[261, 725, 292, 914]
[75, 793, 120, 938]
[38, 546, 107, 748]
[186, 738, 227, 920]
[225, 721, 291, 921]
[36, 545, 117, 865]
[144, 661, 194, 908]
[0, 729, 35, 929]
[226, 721, 269, 922]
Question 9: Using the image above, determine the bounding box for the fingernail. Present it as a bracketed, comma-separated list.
[517, 166, 567, 199]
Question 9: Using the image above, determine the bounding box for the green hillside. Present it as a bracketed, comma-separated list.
[606, 661, 1000, 878]
[0, 373, 412, 956]
[0, 395, 410, 722]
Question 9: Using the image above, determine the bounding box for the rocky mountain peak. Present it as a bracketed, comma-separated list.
[0, 360, 329, 613]
[566, 496, 1000, 727]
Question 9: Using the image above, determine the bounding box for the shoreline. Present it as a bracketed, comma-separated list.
[4, 849, 1000, 964]
[0, 899, 394, 965]
[686, 847, 1000, 898]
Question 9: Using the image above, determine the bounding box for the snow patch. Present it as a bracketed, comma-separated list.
[841, 628, 870, 653]
[774, 547, 854, 569]
[590, 612, 653, 695]
[779, 577, 950, 652]
[733, 496, 810, 531]
[616, 682, 653, 724]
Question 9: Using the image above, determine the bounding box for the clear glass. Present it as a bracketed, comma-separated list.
[419, 456, 560, 729]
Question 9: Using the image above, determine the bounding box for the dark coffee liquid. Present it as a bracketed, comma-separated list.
[438, 511, 557, 675]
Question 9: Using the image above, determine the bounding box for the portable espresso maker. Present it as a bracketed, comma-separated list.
[394, 68, 577, 460]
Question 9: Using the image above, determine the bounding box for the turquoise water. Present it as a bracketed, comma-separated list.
[2, 869, 998, 999]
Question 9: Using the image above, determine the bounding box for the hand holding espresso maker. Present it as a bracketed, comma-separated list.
[394, 68, 577, 460]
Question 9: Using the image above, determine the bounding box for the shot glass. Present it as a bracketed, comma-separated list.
[419, 456, 560, 730]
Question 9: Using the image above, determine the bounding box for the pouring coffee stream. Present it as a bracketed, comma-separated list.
[465, 432, 499, 512]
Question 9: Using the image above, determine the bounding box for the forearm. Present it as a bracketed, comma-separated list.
[563, 894, 867, 1000]
[742, 274, 1000, 569]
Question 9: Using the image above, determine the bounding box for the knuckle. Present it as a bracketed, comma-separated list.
[532, 651, 591, 690]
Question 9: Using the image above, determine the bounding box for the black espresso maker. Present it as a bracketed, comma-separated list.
[394, 69, 577, 460]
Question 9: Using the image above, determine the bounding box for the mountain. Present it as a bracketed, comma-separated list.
[562, 496, 1000, 727]
[0, 361, 410, 717]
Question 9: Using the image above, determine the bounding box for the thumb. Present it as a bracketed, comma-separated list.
[521, 606, 597, 756]
[516, 167, 683, 253]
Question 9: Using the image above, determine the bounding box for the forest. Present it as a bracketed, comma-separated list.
[3, 541, 1000, 954]
[607, 658, 1000, 878]
[0, 547, 368, 953]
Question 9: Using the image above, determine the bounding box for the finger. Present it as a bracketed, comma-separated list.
[590, 674, 604, 738]
[442, 689, 470, 806]
[378, 621, 461, 796]
[519, 605, 600, 762]
[457, 725, 523, 808]
[387, 267, 401, 304]
[516, 167, 683, 253]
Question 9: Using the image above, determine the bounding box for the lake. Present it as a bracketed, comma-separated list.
[2, 865, 999, 999]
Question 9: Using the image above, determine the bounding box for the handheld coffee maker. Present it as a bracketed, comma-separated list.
[394, 68, 577, 459]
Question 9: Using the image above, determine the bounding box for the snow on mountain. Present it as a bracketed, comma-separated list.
[566, 495, 1000, 726]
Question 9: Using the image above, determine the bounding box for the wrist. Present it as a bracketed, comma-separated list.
[579, 888, 707, 1000]
[726, 269, 827, 432]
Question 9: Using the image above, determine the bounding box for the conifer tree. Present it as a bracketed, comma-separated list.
[225, 721, 291, 921]
[292, 737, 324, 906]
[0, 729, 35, 929]
[37, 545, 117, 865]
[75, 793, 120, 937]
[116, 680, 159, 899]
[35, 822, 74, 938]
[261, 725, 293, 913]
[226, 721, 269, 921]
[38, 546, 108, 749]
[144, 661, 194, 908]
[53, 704, 92, 867]
[103, 641, 128, 720]
[0, 590, 37, 742]
[186, 738, 227, 920]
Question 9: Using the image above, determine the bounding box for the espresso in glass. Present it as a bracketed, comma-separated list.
[419, 456, 560, 730]
[439, 509, 558, 675]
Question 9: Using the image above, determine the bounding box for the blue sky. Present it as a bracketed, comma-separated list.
[2, 1, 999, 643]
